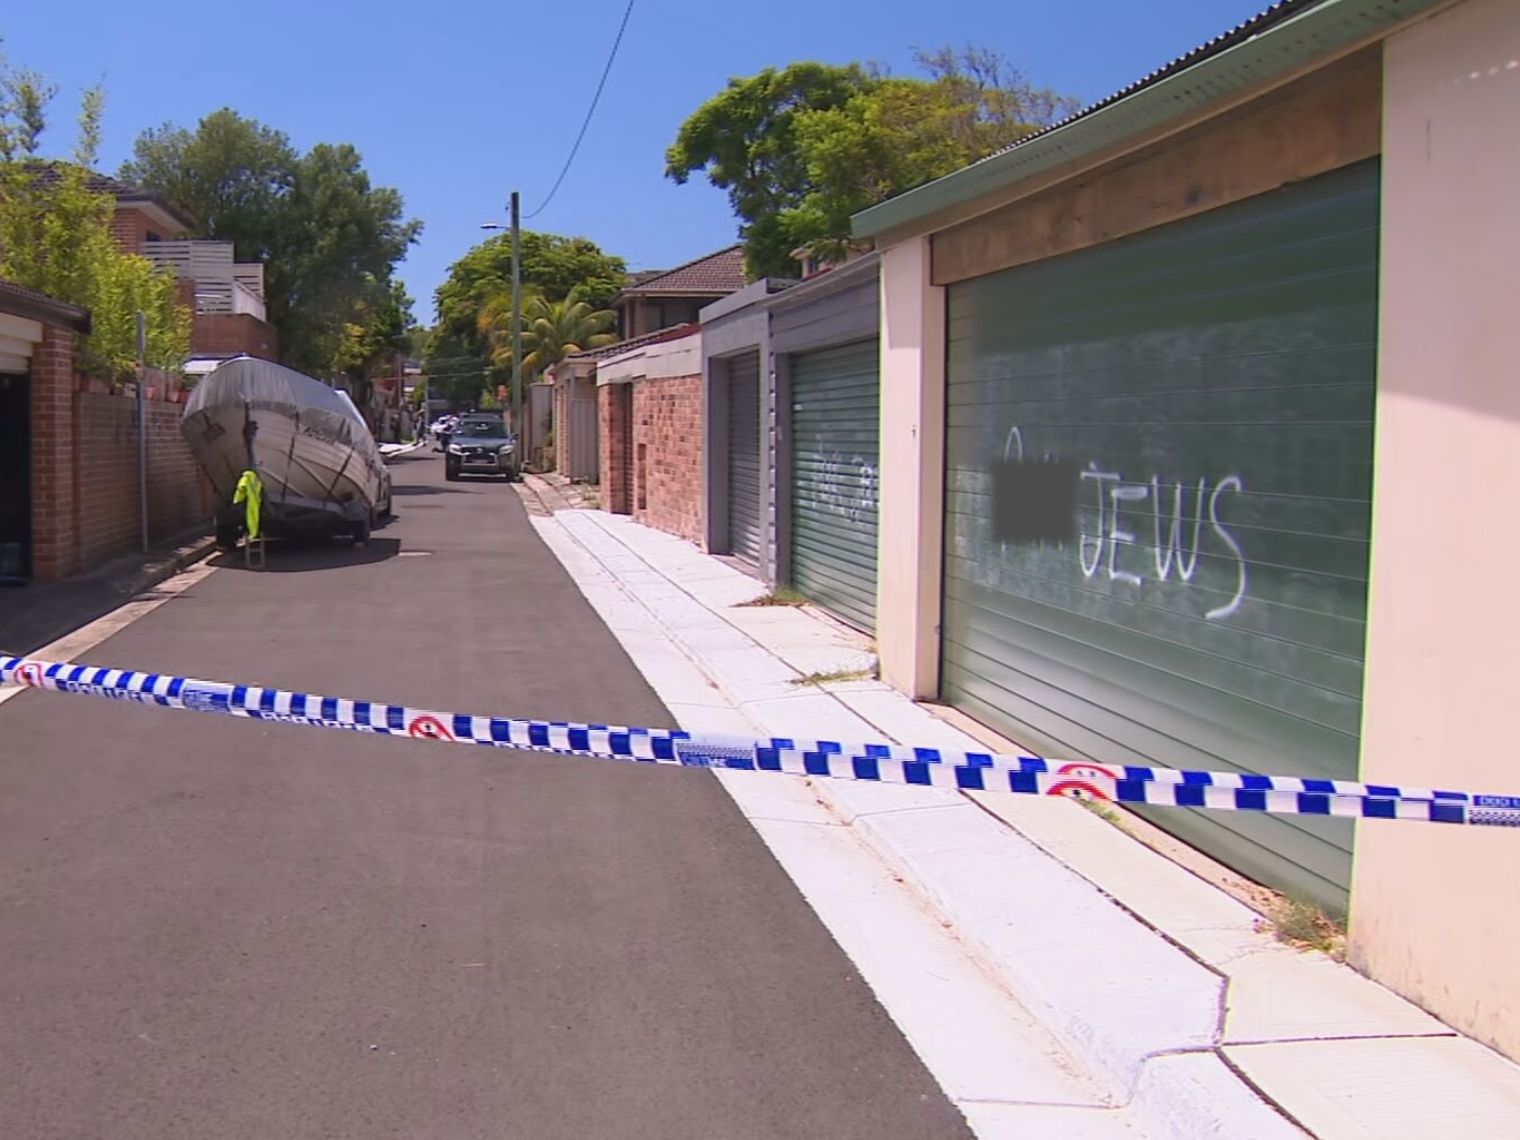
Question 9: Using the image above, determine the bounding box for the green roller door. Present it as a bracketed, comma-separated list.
[790, 341, 879, 631]
[727, 352, 762, 565]
[942, 160, 1380, 915]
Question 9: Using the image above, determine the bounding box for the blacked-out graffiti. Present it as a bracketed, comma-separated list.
[999, 426, 1249, 621]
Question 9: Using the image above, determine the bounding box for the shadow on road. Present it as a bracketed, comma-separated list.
[391, 485, 464, 497]
[208, 537, 403, 573]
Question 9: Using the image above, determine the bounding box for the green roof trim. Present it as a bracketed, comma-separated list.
[852, 0, 1439, 239]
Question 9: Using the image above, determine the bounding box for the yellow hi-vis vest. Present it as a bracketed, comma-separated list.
[233, 469, 264, 539]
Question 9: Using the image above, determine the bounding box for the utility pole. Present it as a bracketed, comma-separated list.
[136, 311, 148, 553]
[510, 190, 523, 446]
[480, 195, 524, 445]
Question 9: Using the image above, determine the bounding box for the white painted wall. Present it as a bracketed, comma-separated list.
[1351, 0, 1520, 1062]
[0, 312, 43, 374]
[876, 237, 945, 698]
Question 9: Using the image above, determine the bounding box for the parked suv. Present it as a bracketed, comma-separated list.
[445, 413, 519, 481]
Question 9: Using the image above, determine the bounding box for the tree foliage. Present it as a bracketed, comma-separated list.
[334, 280, 412, 379]
[120, 110, 421, 376]
[478, 287, 616, 379]
[665, 62, 867, 279]
[0, 58, 188, 380]
[668, 47, 1080, 275]
[426, 231, 625, 406]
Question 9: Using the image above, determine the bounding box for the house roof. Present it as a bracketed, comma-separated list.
[26, 162, 195, 232]
[560, 322, 701, 366]
[853, 0, 1440, 237]
[615, 245, 746, 298]
[0, 278, 92, 333]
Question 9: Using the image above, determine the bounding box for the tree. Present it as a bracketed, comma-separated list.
[477, 287, 615, 379]
[665, 62, 868, 279]
[120, 111, 421, 376]
[426, 231, 625, 406]
[118, 110, 293, 262]
[668, 48, 1079, 274]
[334, 280, 413, 389]
[268, 143, 421, 375]
[0, 58, 188, 380]
[784, 51, 1078, 260]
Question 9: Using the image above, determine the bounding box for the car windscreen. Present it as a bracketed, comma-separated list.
[458, 419, 505, 436]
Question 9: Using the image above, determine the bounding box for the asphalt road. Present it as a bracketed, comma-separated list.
[0, 451, 970, 1140]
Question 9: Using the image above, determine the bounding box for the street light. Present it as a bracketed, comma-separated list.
[479, 192, 522, 449]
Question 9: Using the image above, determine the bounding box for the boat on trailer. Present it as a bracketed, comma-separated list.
[180, 356, 393, 549]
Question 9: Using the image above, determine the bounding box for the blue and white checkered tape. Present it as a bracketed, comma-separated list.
[5, 654, 1519, 828]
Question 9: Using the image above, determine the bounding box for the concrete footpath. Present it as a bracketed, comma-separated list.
[520, 478, 1520, 1140]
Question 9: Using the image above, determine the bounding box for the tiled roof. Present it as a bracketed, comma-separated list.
[0, 277, 91, 332]
[24, 162, 194, 229]
[561, 322, 700, 365]
[617, 245, 745, 297]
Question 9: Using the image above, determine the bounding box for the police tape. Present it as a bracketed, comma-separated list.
[4, 654, 1519, 828]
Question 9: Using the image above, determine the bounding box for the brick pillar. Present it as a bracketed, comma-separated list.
[29, 325, 79, 581]
[600, 384, 632, 514]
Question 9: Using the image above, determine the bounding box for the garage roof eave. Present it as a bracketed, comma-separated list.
[851, 0, 1438, 241]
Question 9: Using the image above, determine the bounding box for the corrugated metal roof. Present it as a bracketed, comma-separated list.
[853, 0, 1439, 237]
[986, 0, 1326, 161]
[616, 245, 746, 297]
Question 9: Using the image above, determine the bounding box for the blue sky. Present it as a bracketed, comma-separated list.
[3, 0, 1268, 323]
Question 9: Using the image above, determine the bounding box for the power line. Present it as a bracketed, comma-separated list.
[524, 0, 636, 221]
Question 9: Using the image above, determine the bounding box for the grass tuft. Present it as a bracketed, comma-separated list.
[789, 666, 875, 687]
[1258, 896, 1346, 959]
[738, 587, 809, 608]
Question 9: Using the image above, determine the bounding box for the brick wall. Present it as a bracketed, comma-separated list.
[631, 374, 703, 544]
[109, 206, 150, 255]
[553, 376, 568, 475]
[74, 393, 209, 569]
[599, 383, 633, 514]
[192, 313, 280, 361]
[28, 321, 211, 581]
[29, 326, 79, 580]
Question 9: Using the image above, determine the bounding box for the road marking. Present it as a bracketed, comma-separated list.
[0, 559, 218, 711]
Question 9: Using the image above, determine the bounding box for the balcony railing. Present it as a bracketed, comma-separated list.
[139, 240, 267, 321]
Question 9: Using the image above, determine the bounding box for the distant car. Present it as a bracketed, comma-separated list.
[445, 413, 519, 481]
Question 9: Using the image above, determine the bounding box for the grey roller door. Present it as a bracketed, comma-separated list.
[942, 160, 1380, 915]
[790, 341, 879, 632]
[727, 352, 762, 565]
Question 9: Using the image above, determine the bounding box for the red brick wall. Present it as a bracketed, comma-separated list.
[74, 393, 210, 569]
[631, 374, 702, 544]
[599, 384, 633, 514]
[28, 321, 211, 581]
[191, 313, 280, 361]
[29, 326, 80, 580]
[109, 206, 150, 255]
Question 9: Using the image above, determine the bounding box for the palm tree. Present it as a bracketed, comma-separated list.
[478, 287, 617, 378]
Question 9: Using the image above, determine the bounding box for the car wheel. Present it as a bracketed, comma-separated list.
[445, 460, 460, 482]
[352, 516, 370, 547]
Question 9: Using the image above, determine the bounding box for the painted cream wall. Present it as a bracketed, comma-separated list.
[876, 237, 945, 699]
[597, 333, 701, 385]
[1351, 0, 1520, 1062]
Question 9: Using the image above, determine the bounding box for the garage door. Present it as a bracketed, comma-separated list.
[790, 341, 879, 632]
[942, 160, 1380, 915]
[726, 352, 762, 565]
